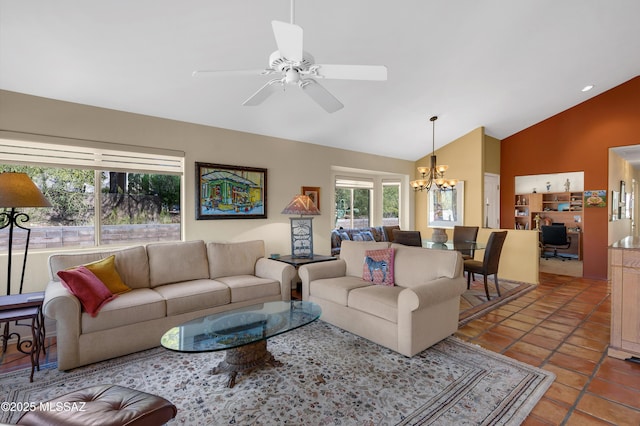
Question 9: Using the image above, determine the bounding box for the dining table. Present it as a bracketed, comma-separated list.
[422, 240, 486, 251]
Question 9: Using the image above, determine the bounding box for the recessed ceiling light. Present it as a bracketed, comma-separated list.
[581, 85, 594, 92]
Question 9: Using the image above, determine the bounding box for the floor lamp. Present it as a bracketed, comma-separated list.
[0, 172, 52, 295]
[281, 194, 320, 259]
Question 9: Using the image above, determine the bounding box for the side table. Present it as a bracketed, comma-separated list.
[0, 292, 46, 382]
[273, 254, 337, 299]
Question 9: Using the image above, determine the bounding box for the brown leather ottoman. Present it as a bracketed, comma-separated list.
[17, 384, 177, 426]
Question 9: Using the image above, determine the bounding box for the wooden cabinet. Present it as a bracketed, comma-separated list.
[609, 237, 640, 361]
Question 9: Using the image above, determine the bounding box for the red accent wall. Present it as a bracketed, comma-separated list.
[501, 75, 640, 280]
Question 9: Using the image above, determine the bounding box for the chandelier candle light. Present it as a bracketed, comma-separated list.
[410, 116, 458, 192]
[281, 194, 320, 259]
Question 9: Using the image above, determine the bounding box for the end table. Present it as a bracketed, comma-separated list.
[273, 254, 337, 299]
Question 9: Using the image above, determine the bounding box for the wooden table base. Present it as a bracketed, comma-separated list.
[210, 340, 282, 388]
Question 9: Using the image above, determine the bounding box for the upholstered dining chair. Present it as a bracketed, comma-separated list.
[463, 231, 508, 300]
[392, 230, 422, 247]
[453, 225, 479, 260]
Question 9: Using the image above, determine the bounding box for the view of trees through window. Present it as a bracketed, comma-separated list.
[0, 164, 181, 250]
[335, 187, 371, 229]
[382, 182, 400, 226]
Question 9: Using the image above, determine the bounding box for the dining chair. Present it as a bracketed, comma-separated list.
[392, 230, 422, 247]
[453, 225, 479, 260]
[463, 231, 508, 300]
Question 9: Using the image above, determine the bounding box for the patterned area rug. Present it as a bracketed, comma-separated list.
[1, 321, 553, 425]
[459, 278, 535, 325]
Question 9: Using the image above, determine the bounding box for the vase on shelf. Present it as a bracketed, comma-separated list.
[432, 228, 448, 243]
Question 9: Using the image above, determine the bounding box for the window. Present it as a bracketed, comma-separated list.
[335, 178, 372, 229]
[382, 181, 400, 227]
[0, 137, 183, 251]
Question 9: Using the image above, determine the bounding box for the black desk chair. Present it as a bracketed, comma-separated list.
[453, 225, 479, 260]
[464, 231, 508, 300]
[540, 225, 572, 261]
[392, 230, 422, 247]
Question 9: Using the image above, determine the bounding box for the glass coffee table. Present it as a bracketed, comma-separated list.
[161, 300, 321, 388]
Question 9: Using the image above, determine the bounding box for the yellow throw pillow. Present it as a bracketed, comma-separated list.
[84, 255, 131, 294]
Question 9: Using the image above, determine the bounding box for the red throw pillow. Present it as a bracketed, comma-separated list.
[362, 248, 395, 286]
[57, 266, 118, 317]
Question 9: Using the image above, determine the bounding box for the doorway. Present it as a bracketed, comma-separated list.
[484, 173, 500, 228]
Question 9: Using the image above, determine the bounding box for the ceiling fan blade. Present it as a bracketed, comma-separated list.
[311, 64, 388, 81]
[272, 20, 303, 62]
[192, 69, 272, 77]
[300, 79, 343, 113]
[242, 78, 283, 106]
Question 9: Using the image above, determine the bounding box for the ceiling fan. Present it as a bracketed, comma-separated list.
[193, 1, 387, 113]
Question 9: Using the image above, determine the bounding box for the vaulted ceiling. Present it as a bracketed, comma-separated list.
[1, 0, 639, 161]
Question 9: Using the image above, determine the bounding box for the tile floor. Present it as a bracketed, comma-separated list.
[2, 271, 640, 425]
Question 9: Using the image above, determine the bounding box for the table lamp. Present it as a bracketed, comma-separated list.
[281, 194, 320, 259]
[0, 172, 52, 295]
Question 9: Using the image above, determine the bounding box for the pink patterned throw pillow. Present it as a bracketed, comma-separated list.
[57, 266, 118, 317]
[362, 248, 395, 286]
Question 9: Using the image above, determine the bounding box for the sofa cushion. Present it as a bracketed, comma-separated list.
[81, 288, 165, 333]
[362, 248, 395, 286]
[215, 275, 280, 303]
[308, 276, 372, 306]
[207, 240, 265, 279]
[347, 285, 404, 323]
[83, 255, 131, 294]
[48, 245, 151, 289]
[339, 240, 391, 277]
[57, 266, 118, 317]
[391, 244, 462, 288]
[152, 279, 231, 316]
[147, 240, 210, 287]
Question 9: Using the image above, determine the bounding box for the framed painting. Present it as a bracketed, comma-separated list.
[196, 162, 267, 220]
[428, 181, 464, 228]
[301, 186, 320, 210]
[584, 190, 606, 208]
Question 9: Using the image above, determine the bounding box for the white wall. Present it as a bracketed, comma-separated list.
[0, 90, 415, 293]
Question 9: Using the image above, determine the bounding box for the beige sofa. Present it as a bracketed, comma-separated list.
[298, 240, 465, 357]
[43, 240, 296, 370]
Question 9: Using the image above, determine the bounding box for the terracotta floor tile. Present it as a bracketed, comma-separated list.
[565, 334, 608, 352]
[598, 356, 640, 378]
[521, 333, 562, 351]
[557, 343, 603, 363]
[531, 325, 571, 341]
[576, 393, 640, 425]
[528, 397, 570, 425]
[543, 364, 589, 390]
[596, 362, 640, 392]
[548, 351, 598, 376]
[472, 330, 514, 351]
[510, 312, 544, 325]
[509, 341, 553, 360]
[565, 410, 613, 426]
[587, 378, 640, 409]
[503, 348, 545, 367]
[501, 318, 537, 332]
[543, 382, 581, 407]
[489, 324, 528, 339]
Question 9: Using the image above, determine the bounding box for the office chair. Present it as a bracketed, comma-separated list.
[464, 231, 508, 300]
[540, 225, 572, 260]
[392, 230, 422, 247]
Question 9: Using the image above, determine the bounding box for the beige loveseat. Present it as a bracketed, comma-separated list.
[43, 240, 296, 370]
[298, 240, 465, 357]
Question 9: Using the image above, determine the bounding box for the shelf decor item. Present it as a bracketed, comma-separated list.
[196, 162, 267, 220]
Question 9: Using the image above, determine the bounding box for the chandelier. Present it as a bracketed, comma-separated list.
[410, 116, 458, 192]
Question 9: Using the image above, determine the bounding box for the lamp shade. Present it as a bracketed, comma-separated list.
[281, 194, 320, 215]
[0, 172, 52, 208]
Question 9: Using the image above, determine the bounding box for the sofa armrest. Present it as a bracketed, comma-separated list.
[398, 276, 466, 312]
[43, 280, 82, 370]
[255, 258, 296, 301]
[298, 259, 347, 300]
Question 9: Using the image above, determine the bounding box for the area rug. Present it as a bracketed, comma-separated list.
[1, 321, 553, 425]
[459, 278, 535, 326]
